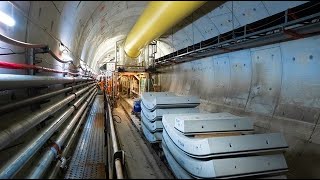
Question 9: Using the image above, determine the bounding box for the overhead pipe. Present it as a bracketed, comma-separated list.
[123, 1, 206, 58]
[0, 61, 81, 76]
[0, 33, 47, 49]
[0, 88, 95, 179]
[47, 90, 97, 179]
[0, 74, 92, 90]
[0, 84, 96, 150]
[47, 49, 74, 64]
[0, 33, 73, 64]
[26, 89, 97, 179]
[0, 29, 97, 76]
[0, 81, 94, 113]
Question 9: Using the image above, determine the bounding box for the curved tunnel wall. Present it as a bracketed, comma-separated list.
[159, 35, 320, 178]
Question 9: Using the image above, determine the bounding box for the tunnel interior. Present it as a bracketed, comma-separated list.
[0, 1, 319, 179]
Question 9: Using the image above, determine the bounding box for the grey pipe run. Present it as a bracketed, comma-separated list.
[47, 90, 97, 179]
[26, 89, 97, 179]
[0, 74, 92, 90]
[0, 84, 96, 151]
[0, 33, 47, 49]
[0, 87, 96, 179]
[0, 81, 94, 113]
[106, 97, 124, 179]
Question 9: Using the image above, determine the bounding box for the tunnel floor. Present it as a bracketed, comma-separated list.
[63, 95, 173, 179]
[65, 95, 106, 179]
[113, 106, 174, 179]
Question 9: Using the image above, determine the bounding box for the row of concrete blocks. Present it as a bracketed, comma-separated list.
[140, 92, 289, 179]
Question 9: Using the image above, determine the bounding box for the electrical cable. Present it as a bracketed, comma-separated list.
[0, 46, 26, 55]
[113, 114, 122, 123]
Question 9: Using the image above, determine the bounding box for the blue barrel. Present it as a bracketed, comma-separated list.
[133, 99, 141, 112]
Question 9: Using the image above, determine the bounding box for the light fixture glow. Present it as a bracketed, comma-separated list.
[0, 11, 15, 27]
[62, 50, 73, 61]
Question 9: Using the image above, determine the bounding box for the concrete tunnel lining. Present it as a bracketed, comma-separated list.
[0, 1, 319, 179]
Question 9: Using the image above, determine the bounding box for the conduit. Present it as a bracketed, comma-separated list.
[123, 1, 206, 58]
[47, 90, 97, 179]
[0, 88, 96, 179]
[0, 81, 94, 113]
[26, 89, 97, 179]
[0, 61, 81, 76]
[0, 84, 96, 150]
[0, 33, 47, 49]
[0, 74, 92, 90]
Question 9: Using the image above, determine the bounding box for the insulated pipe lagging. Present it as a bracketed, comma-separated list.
[0, 81, 94, 113]
[0, 84, 95, 150]
[26, 89, 96, 179]
[0, 74, 92, 90]
[0, 87, 96, 179]
[47, 90, 97, 179]
[123, 1, 206, 58]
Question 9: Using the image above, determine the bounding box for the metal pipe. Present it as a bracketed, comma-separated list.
[0, 33, 47, 49]
[0, 74, 91, 90]
[115, 160, 124, 179]
[0, 81, 94, 113]
[48, 49, 74, 64]
[26, 89, 96, 179]
[108, 98, 119, 153]
[106, 96, 124, 179]
[0, 74, 90, 90]
[123, 1, 206, 58]
[0, 84, 96, 150]
[0, 61, 81, 76]
[47, 90, 97, 179]
[0, 87, 95, 178]
[0, 33, 72, 64]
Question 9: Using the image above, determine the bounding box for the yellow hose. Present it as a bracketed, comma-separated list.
[124, 1, 206, 58]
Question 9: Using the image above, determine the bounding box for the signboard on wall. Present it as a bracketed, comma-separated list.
[106, 62, 116, 72]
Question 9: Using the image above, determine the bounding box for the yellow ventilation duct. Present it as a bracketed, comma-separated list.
[124, 1, 206, 58]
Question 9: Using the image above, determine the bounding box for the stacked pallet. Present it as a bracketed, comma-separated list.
[161, 113, 289, 179]
[140, 92, 200, 143]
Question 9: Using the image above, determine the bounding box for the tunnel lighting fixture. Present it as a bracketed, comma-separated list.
[0, 11, 15, 27]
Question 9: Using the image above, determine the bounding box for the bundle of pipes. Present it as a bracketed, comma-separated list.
[0, 74, 93, 90]
[0, 81, 94, 113]
[0, 85, 97, 178]
[26, 89, 97, 178]
[47, 91, 96, 179]
[0, 61, 82, 76]
[0, 84, 96, 150]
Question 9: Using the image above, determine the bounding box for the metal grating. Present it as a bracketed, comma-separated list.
[65, 95, 106, 179]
